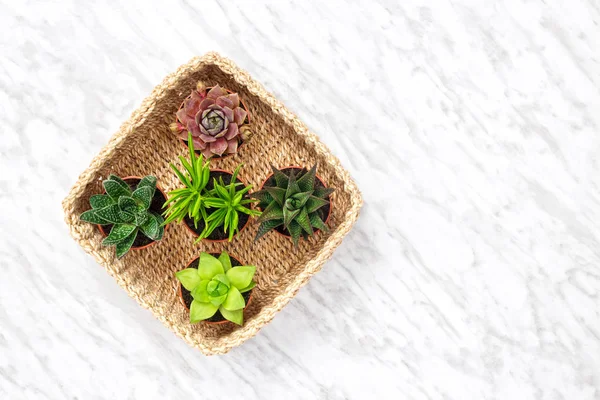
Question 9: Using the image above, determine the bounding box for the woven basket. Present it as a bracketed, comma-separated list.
[62, 52, 363, 355]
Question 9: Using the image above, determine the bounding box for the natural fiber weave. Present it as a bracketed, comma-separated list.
[62, 52, 363, 355]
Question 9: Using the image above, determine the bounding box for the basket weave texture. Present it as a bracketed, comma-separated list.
[62, 52, 363, 355]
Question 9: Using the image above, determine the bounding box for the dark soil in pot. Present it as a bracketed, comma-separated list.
[261, 167, 331, 238]
[183, 170, 251, 242]
[98, 177, 167, 249]
[179, 253, 252, 323]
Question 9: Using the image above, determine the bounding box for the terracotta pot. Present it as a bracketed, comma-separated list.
[97, 176, 168, 251]
[177, 253, 253, 325]
[176, 86, 251, 159]
[258, 166, 332, 239]
[182, 169, 252, 243]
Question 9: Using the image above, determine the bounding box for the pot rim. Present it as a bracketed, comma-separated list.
[182, 169, 253, 243]
[258, 166, 332, 238]
[176, 86, 251, 159]
[97, 175, 169, 251]
[177, 252, 253, 325]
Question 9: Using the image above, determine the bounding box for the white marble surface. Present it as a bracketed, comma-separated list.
[2, 0, 600, 398]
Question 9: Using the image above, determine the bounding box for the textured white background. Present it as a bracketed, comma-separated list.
[2, 1, 600, 399]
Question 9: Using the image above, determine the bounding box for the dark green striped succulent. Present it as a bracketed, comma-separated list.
[252, 165, 334, 246]
[79, 175, 164, 258]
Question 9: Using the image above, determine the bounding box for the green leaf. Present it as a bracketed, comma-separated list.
[140, 212, 160, 240]
[198, 253, 224, 279]
[226, 266, 256, 290]
[115, 229, 137, 258]
[197, 214, 224, 242]
[228, 211, 239, 242]
[265, 187, 286, 206]
[271, 165, 289, 188]
[233, 184, 252, 202]
[108, 174, 129, 187]
[285, 169, 301, 199]
[222, 286, 245, 311]
[191, 194, 203, 218]
[236, 204, 260, 216]
[295, 207, 313, 236]
[230, 164, 242, 197]
[190, 300, 218, 323]
[95, 204, 133, 224]
[212, 273, 231, 287]
[283, 206, 301, 229]
[204, 197, 226, 208]
[134, 210, 149, 227]
[193, 149, 203, 182]
[214, 181, 230, 200]
[291, 191, 313, 209]
[209, 294, 227, 307]
[80, 209, 109, 224]
[305, 196, 330, 214]
[191, 280, 210, 302]
[151, 212, 164, 240]
[251, 189, 274, 205]
[288, 221, 302, 247]
[132, 186, 153, 210]
[297, 164, 317, 192]
[313, 186, 334, 199]
[309, 212, 329, 232]
[102, 224, 137, 245]
[137, 175, 157, 194]
[180, 156, 194, 178]
[254, 219, 283, 241]
[175, 268, 201, 291]
[90, 194, 114, 209]
[201, 166, 210, 188]
[103, 179, 131, 201]
[239, 281, 256, 294]
[218, 252, 232, 272]
[257, 202, 284, 223]
[219, 307, 243, 325]
[205, 207, 226, 223]
[186, 130, 195, 158]
[170, 163, 192, 188]
[118, 196, 138, 214]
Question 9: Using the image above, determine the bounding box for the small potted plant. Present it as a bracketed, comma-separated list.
[252, 164, 334, 246]
[79, 175, 166, 258]
[163, 133, 260, 242]
[176, 252, 256, 325]
[169, 82, 252, 158]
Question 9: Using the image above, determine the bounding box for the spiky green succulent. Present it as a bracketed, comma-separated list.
[79, 175, 164, 258]
[176, 252, 256, 325]
[252, 165, 334, 246]
[162, 132, 211, 228]
[201, 164, 261, 242]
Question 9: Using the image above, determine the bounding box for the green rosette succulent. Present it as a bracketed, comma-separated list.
[252, 164, 334, 246]
[176, 252, 256, 325]
[79, 175, 164, 258]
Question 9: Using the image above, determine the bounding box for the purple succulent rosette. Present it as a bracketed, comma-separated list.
[170, 84, 251, 158]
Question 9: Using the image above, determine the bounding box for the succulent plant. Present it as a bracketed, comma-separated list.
[162, 132, 211, 228]
[252, 165, 334, 246]
[79, 175, 164, 258]
[170, 82, 251, 158]
[176, 252, 256, 325]
[163, 132, 260, 242]
[201, 164, 261, 242]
